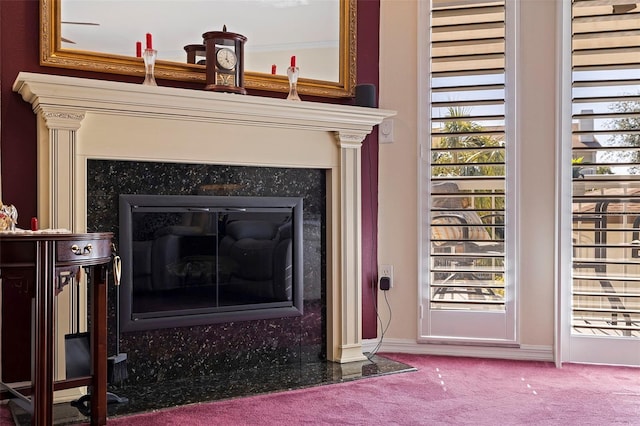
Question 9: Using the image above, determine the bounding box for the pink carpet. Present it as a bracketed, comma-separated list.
[2, 353, 639, 425]
[104, 353, 640, 425]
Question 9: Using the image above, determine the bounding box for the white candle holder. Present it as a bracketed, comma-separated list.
[286, 66, 301, 101]
[142, 48, 157, 86]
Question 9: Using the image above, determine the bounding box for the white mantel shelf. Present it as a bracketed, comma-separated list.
[13, 71, 395, 367]
[13, 72, 394, 140]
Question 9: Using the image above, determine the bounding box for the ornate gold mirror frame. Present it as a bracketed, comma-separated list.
[40, 0, 356, 98]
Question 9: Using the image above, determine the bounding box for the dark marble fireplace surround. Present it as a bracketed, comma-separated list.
[87, 159, 327, 386]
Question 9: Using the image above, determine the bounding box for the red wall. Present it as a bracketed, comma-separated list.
[356, 0, 381, 340]
[0, 0, 380, 378]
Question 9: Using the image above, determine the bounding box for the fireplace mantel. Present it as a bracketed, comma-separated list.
[13, 72, 395, 364]
[13, 72, 390, 138]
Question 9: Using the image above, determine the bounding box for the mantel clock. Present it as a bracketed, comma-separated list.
[203, 26, 247, 95]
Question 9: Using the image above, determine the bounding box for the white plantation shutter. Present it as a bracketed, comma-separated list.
[571, 0, 640, 337]
[429, 0, 507, 311]
[422, 0, 514, 342]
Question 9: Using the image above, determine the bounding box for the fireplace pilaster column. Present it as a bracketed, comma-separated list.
[329, 130, 368, 363]
[36, 108, 85, 231]
[32, 107, 87, 400]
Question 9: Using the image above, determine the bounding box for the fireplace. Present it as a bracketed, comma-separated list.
[13, 72, 395, 369]
[83, 159, 327, 384]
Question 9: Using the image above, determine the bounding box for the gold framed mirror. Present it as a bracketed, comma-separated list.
[40, 0, 356, 98]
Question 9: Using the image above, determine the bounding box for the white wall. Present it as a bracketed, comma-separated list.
[377, 0, 558, 358]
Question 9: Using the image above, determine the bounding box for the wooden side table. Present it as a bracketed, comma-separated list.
[0, 232, 113, 425]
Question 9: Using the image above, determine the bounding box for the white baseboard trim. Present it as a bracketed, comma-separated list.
[363, 338, 554, 362]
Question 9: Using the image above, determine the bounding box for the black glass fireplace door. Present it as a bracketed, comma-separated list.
[131, 209, 294, 316]
[120, 195, 304, 331]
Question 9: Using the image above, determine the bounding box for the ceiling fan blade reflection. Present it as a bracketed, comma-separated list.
[61, 21, 100, 26]
[61, 20, 99, 45]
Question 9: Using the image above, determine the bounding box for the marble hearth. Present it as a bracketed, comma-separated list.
[13, 72, 395, 374]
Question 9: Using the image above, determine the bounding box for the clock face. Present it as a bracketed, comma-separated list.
[216, 47, 237, 71]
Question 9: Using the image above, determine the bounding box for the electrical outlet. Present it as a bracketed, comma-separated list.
[379, 264, 394, 289]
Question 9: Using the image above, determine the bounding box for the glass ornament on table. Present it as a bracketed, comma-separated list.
[0, 201, 18, 231]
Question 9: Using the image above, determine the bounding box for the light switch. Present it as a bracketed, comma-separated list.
[379, 118, 394, 144]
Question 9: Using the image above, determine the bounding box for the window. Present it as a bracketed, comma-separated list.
[571, 0, 640, 338]
[421, 0, 514, 341]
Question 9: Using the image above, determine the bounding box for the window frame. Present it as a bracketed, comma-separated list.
[418, 0, 519, 345]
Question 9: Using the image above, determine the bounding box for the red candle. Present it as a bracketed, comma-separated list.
[136, 41, 142, 57]
[271, 64, 276, 75]
[290, 55, 296, 67]
[31, 217, 38, 231]
[146, 33, 153, 50]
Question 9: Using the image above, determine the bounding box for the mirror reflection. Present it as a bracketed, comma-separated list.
[61, 0, 340, 82]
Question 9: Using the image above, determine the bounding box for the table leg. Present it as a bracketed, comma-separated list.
[90, 264, 108, 425]
[32, 241, 55, 426]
